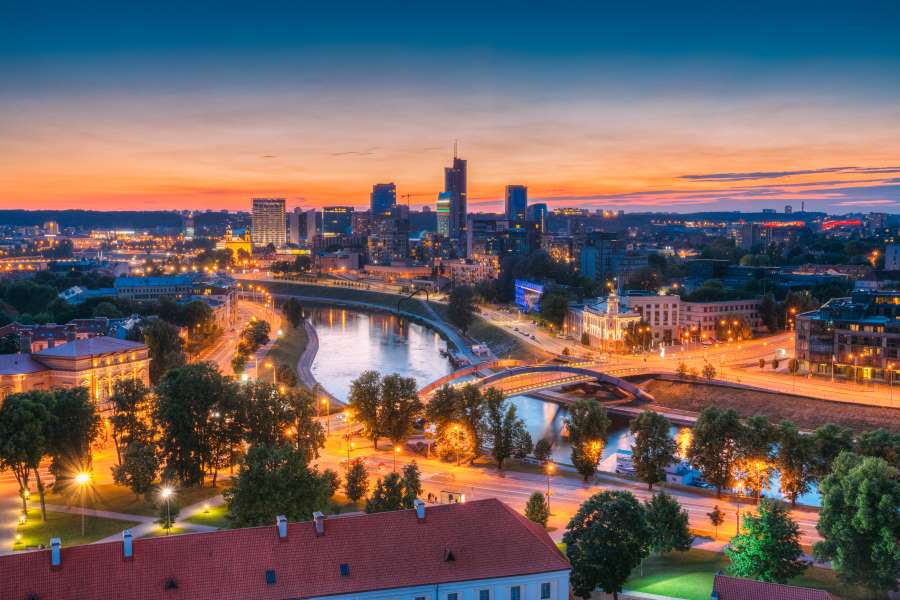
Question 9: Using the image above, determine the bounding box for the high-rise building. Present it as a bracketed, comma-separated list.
[368, 205, 410, 264]
[182, 213, 194, 241]
[444, 153, 467, 248]
[436, 192, 451, 237]
[322, 206, 354, 237]
[301, 209, 318, 241]
[505, 185, 527, 224]
[251, 198, 286, 248]
[370, 183, 397, 219]
[287, 208, 302, 245]
[527, 203, 548, 233]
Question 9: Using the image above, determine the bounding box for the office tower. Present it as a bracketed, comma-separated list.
[323, 206, 354, 237]
[182, 213, 194, 241]
[352, 211, 372, 236]
[436, 192, 451, 237]
[527, 203, 547, 233]
[505, 185, 528, 224]
[444, 151, 467, 247]
[370, 183, 397, 219]
[301, 209, 318, 241]
[369, 205, 410, 265]
[251, 198, 286, 248]
[287, 207, 302, 245]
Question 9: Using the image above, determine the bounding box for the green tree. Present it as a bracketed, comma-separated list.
[284, 387, 326, 462]
[276, 363, 298, 388]
[379, 374, 423, 446]
[225, 444, 332, 527]
[344, 457, 369, 503]
[525, 491, 550, 528]
[738, 415, 776, 502]
[644, 491, 693, 555]
[774, 421, 814, 506]
[347, 370, 383, 448]
[565, 399, 610, 482]
[708, 506, 725, 539]
[629, 411, 676, 490]
[425, 383, 487, 462]
[401, 461, 423, 509]
[156, 489, 181, 533]
[563, 491, 651, 600]
[484, 389, 532, 469]
[282, 297, 305, 328]
[853, 428, 900, 468]
[809, 423, 853, 480]
[447, 285, 476, 334]
[814, 453, 900, 595]
[109, 379, 155, 466]
[142, 318, 187, 384]
[533, 438, 553, 462]
[242, 381, 292, 448]
[702, 362, 716, 382]
[676, 361, 689, 379]
[111, 442, 159, 500]
[0, 392, 51, 517]
[44, 388, 101, 478]
[365, 472, 405, 513]
[727, 499, 809, 583]
[539, 288, 569, 329]
[687, 407, 744, 498]
[322, 468, 340, 497]
[758, 293, 779, 332]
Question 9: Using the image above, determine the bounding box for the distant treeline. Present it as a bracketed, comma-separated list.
[0, 210, 245, 231]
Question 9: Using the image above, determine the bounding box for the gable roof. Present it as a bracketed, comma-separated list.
[713, 574, 837, 600]
[0, 498, 569, 600]
[34, 336, 145, 358]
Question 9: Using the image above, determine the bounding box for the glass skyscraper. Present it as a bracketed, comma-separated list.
[444, 155, 467, 249]
[370, 183, 397, 219]
[505, 185, 527, 224]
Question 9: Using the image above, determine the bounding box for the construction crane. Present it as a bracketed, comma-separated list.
[400, 193, 434, 207]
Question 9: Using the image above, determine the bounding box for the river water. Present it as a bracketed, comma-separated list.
[308, 307, 820, 506]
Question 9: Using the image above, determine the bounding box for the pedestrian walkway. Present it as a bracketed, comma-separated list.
[93, 493, 227, 543]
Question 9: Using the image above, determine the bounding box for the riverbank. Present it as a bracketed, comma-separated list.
[643, 379, 900, 432]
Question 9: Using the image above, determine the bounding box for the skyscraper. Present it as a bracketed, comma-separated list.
[436, 192, 451, 237]
[444, 151, 467, 249]
[323, 206, 354, 237]
[527, 203, 548, 233]
[370, 183, 397, 219]
[287, 207, 302, 245]
[251, 198, 286, 248]
[505, 185, 527, 224]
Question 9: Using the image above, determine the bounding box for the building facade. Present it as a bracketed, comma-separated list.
[444, 155, 467, 247]
[371, 182, 397, 219]
[114, 275, 193, 301]
[505, 184, 527, 224]
[323, 206, 354, 237]
[436, 192, 451, 237]
[251, 197, 287, 248]
[568, 290, 642, 350]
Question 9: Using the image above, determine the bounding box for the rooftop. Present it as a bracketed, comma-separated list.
[0, 353, 48, 374]
[35, 336, 145, 358]
[0, 498, 568, 600]
[114, 275, 193, 288]
[713, 574, 836, 600]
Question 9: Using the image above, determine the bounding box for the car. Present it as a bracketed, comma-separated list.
[530, 335, 537, 340]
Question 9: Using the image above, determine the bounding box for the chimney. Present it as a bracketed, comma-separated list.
[65, 323, 77, 343]
[50, 537, 61, 568]
[276, 515, 287, 539]
[123, 529, 133, 559]
[47, 336, 56, 349]
[19, 330, 33, 354]
[313, 511, 325, 536]
[414, 499, 426, 521]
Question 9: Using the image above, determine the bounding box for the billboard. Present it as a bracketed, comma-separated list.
[515, 279, 544, 312]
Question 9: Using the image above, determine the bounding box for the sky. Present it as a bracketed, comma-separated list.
[2, 1, 900, 214]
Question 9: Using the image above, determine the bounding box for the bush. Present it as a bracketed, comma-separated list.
[525, 491, 550, 528]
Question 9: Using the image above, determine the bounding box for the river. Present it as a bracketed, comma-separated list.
[307, 306, 820, 506]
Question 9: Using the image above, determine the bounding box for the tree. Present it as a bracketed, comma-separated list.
[702, 362, 716, 382]
[276, 363, 298, 388]
[112, 442, 159, 499]
[809, 423, 853, 480]
[629, 411, 676, 490]
[401, 461, 423, 509]
[282, 297, 305, 328]
[708, 506, 725, 539]
[774, 421, 813, 506]
[687, 407, 744, 498]
[758, 358, 765, 369]
[142, 318, 187, 384]
[44, 388, 101, 478]
[758, 293, 779, 332]
[624, 320, 652, 352]
[644, 491, 693, 555]
[565, 399, 610, 482]
[727, 499, 809, 583]
[344, 458, 369, 503]
[676, 361, 689, 379]
[225, 444, 332, 527]
[379, 374, 423, 446]
[525, 491, 550, 528]
[0, 392, 51, 518]
[853, 428, 900, 469]
[737, 415, 776, 502]
[283, 388, 326, 462]
[484, 389, 532, 469]
[539, 288, 569, 329]
[533, 438, 553, 462]
[157, 489, 181, 533]
[425, 383, 487, 462]
[447, 285, 476, 334]
[563, 491, 651, 600]
[242, 381, 293, 448]
[109, 379, 155, 466]
[814, 453, 900, 595]
[365, 472, 405, 513]
[322, 468, 341, 497]
[348, 370, 383, 448]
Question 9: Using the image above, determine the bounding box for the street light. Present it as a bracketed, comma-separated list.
[74, 471, 91, 537]
[160, 486, 174, 535]
[545, 461, 555, 514]
[394, 445, 401, 472]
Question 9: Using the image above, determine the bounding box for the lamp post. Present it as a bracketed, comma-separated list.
[265, 361, 276, 385]
[545, 461, 555, 514]
[394, 445, 401, 472]
[74, 471, 91, 537]
[160, 486, 173, 535]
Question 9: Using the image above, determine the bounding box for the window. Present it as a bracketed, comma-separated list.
[480, 591, 491, 600]
[415, 596, 427, 600]
[448, 594, 459, 600]
[510, 587, 521, 600]
[541, 582, 552, 599]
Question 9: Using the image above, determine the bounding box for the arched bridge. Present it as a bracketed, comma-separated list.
[419, 362, 654, 402]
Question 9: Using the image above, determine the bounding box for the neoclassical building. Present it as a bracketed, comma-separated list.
[0, 336, 149, 404]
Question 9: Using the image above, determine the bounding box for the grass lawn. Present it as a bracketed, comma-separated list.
[625, 549, 870, 600]
[427, 302, 546, 362]
[183, 504, 230, 529]
[13, 507, 140, 551]
[139, 525, 190, 538]
[264, 320, 309, 379]
[45, 480, 231, 517]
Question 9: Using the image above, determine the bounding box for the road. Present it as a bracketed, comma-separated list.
[193, 299, 279, 376]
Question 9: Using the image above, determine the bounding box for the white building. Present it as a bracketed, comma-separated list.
[252, 197, 287, 248]
[567, 289, 641, 350]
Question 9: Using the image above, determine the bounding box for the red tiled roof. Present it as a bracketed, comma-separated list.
[0, 498, 569, 600]
[713, 574, 837, 600]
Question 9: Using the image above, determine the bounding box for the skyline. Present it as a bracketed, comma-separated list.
[2, 1, 900, 213]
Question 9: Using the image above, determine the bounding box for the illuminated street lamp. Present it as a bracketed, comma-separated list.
[74, 471, 91, 536]
[394, 445, 401, 472]
[545, 461, 555, 514]
[160, 486, 174, 535]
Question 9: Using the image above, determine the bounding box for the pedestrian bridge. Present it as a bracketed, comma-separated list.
[418, 361, 654, 402]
